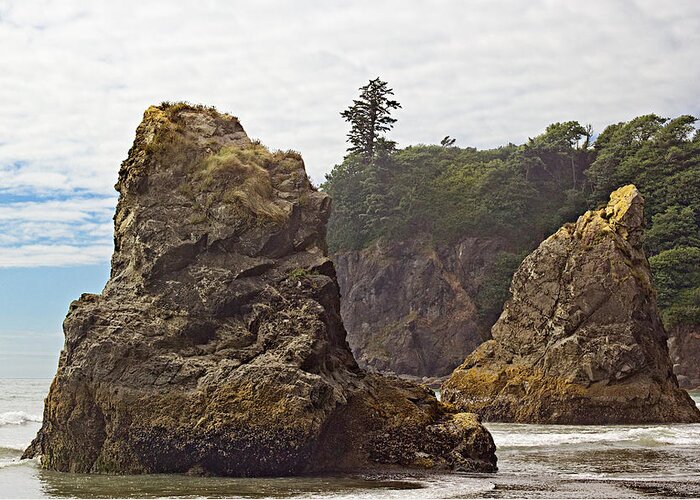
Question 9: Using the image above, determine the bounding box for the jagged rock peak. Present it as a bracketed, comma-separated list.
[588, 184, 645, 246]
[25, 103, 497, 476]
[108, 102, 328, 292]
[442, 184, 700, 424]
[604, 184, 644, 229]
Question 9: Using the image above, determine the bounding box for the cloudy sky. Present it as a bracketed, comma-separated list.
[1, 0, 699, 377]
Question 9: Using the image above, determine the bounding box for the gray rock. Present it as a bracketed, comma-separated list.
[24, 103, 497, 475]
[334, 237, 505, 377]
[668, 324, 700, 389]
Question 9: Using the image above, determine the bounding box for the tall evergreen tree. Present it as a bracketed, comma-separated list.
[341, 78, 401, 162]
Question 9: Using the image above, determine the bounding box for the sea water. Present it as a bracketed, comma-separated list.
[1, 378, 699, 499]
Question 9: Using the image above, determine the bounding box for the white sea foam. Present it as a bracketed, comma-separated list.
[0, 458, 33, 469]
[0, 411, 42, 426]
[304, 476, 497, 499]
[488, 423, 700, 449]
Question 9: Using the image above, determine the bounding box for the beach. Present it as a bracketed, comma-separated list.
[2, 379, 699, 499]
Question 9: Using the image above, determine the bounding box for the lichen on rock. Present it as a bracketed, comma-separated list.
[442, 185, 700, 424]
[24, 103, 496, 475]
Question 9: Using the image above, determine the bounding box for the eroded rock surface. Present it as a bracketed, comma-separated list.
[334, 238, 505, 377]
[442, 185, 700, 424]
[24, 103, 496, 475]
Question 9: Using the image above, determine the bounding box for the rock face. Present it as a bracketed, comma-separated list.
[669, 324, 700, 389]
[334, 237, 505, 378]
[442, 185, 700, 424]
[24, 103, 496, 475]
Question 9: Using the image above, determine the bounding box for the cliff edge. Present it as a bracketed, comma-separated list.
[334, 237, 505, 378]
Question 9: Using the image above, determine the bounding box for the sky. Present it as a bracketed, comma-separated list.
[1, 0, 699, 377]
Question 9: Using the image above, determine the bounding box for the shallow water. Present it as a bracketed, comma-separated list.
[1, 379, 699, 499]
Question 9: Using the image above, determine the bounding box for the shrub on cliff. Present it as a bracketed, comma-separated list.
[324, 120, 597, 342]
[650, 246, 700, 327]
[324, 110, 700, 333]
[588, 114, 700, 329]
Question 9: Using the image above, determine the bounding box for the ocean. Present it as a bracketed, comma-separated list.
[1, 378, 699, 499]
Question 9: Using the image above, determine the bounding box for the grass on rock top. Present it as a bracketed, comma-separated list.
[195, 144, 288, 224]
[144, 105, 305, 227]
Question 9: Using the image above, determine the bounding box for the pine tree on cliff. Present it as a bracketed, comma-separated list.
[339, 78, 402, 241]
[341, 77, 401, 163]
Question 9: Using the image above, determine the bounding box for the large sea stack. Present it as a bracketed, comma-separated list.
[442, 185, 700, 424]
[24, 103, 496, 475]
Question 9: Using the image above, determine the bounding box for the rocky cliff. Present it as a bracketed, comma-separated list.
[24, 103, 496, 475]
[442, 185, 700, 424]
[669, 324, 700, 389]
[334, 237, 509, 378]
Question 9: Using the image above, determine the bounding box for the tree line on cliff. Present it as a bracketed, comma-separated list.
[322, 79, 700, 329]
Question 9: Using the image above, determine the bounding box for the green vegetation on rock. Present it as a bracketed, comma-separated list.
[475, 251, 527, 324]
[196, 144, 290, 223]
[650, 246, 700, 327]
[324, 108, 700, 333]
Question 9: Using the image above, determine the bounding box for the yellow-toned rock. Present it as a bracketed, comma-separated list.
[442, 185, 700, 424]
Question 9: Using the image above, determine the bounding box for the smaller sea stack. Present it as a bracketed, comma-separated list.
[442, 185, 700, 424]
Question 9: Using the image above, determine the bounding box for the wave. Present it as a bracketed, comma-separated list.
[0, 411, 42, 426]
[0, 458, 35, 469]
[488, 423, 700, 449]
[0, 444, 27, 452]
[307, 476, 497, 500]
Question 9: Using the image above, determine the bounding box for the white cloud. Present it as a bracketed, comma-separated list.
[0, 197, 115, 222]
[0, 197, 115, 266]
[0, 243, 113, 267]
[0, 0, 699, 266]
